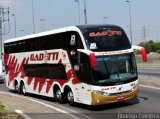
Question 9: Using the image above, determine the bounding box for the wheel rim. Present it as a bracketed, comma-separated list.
[56, 89, 61, 100]
[15, 83, 18, 91]
[22, 85, 26, 94]
[67, 90, 74, 102]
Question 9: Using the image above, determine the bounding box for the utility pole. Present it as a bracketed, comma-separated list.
[143, 26, 147, 42]
[12, 14, 16, 38]
[0, 5, 10, 59]
[75, 0, 81, 25]
[40, 18, 46, 32]
[83, 0, 87, 24]
[103, 16, 108, 24]
[32, 0, 35, 34]
[126, 0, 133, 45]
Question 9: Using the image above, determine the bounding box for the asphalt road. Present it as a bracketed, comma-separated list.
[0, 83, 160, 119]
[138, 69, 160, 77]
[137, 65, 160, 78]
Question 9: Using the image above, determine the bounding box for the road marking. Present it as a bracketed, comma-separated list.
[15, 109, 32, 119]
[138, 68, 160, 70]
[139, 75, 160, 78]
[0, 91, 93, 119]
[140, 84, 160, 90]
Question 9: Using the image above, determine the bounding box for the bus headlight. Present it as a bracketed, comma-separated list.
[131, 83, 138, 91]
[93, 90, 109, 96]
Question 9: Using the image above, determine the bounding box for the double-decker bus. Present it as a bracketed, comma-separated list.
[3, 25, 147, 105]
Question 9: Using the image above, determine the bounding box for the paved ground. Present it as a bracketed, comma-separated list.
[139, 75, 160, 88]
[0, 93, 55, 113]
[0, 92, 74, 119]
[0, 60, 160, 119]
[137, 59, 160, 87]
[137, 61, 160, 87]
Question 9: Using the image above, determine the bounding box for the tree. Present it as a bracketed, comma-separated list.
[138, 40, 160, 54]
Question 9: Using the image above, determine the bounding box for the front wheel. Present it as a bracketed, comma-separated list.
[21, 83, 27, 95]
[55, 89, 65, 103]
[67, 89, 75, 106]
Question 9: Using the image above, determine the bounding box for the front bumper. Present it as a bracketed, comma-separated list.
[91, 87, 139, 105]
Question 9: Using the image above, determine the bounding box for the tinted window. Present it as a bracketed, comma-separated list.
[4, 31, 84, 54]
[81, 27, 131, 52]
[23, 64, 67, 79]
[4, 41, 25, 53]
[25, 38, 37, 52]
[38, 33, 66, 50]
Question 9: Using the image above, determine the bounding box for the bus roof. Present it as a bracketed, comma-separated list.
[77, 24, 122, 30]
[4, 24, 122, 44]
[4, 26, 78, 44]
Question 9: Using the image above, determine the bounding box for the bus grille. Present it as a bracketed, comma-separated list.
[108, 90, 132, 96]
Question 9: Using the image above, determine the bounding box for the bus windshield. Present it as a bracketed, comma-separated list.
[92, 53, 137, 84]
[82, 27, 131, 52]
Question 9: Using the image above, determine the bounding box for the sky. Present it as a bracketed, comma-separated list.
[0, 0, 160, 45]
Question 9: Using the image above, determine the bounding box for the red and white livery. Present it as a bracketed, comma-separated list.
[3, 25, 147, 105]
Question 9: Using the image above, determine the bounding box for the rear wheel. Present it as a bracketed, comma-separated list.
[14, 81, 19, 93]
[67, 89, 75, 106]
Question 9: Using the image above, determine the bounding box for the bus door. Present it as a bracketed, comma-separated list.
[67, 31, 92, 103]
[67, 31, 90, 77]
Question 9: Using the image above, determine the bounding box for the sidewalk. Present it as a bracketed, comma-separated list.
[0, 93, 73, 119]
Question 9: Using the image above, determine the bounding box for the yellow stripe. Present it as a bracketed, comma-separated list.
[91, 87, 139, 105]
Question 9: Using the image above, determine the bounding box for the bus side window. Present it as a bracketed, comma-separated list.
[25, 38, 37, 52]
[37, 33, 66, 50]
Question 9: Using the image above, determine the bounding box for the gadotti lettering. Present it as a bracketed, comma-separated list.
[30, 52, 59, 61]
[89, 31, 122, 37]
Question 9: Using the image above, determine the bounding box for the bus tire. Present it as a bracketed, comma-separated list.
[67, 89, 75, 106]
[21, 83, 27, 95]
[14, 81, 19, 93]
[55, 88, 65, 103]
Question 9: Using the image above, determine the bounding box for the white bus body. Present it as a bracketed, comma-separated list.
[3, 25, 146, 105]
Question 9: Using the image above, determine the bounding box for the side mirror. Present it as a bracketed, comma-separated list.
[89, 53, 96, 68]
[77, 49, 97, 68]
[132, 46, 147, 62]
[140, 47, 147, 62]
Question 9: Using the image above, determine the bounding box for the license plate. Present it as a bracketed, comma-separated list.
[116, 96, 125, 101]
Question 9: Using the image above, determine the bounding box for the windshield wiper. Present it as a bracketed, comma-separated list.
[97, 60, 110, 86]
[103, 59, 110, 77]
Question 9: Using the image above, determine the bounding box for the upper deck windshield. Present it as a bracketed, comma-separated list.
[80, 26, 131, 52]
